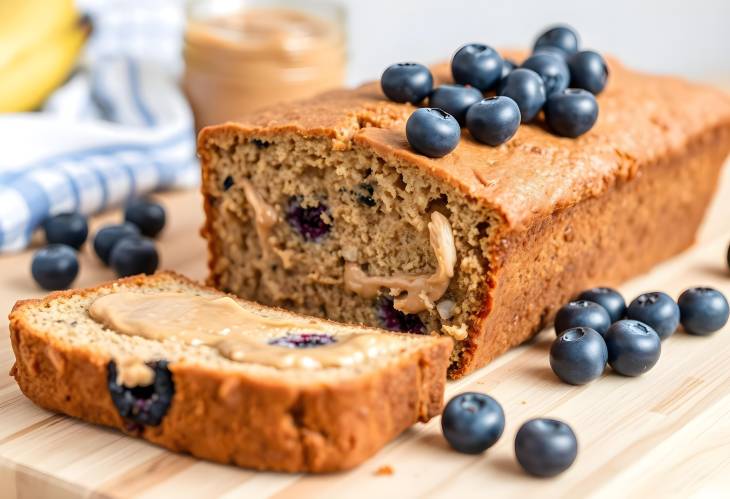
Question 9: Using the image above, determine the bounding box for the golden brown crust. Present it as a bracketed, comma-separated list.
[8, 272, 452, 472]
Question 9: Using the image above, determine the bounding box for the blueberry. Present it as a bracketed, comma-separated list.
[428, 84, 483, 125]
[568, 50, 609, 95]
[677, 287, 730, 336]
[252, 139, 270, 149]
[355, 183, 376, 207]
[94, 223, 141, 265]
[549, 327, 607, 385]
[31, 244, 79, 290]
[532, 45, 570, 60]
[451, 44, 504, 92]
[109, 237, 159, 277]
[286, 197, 332, 241]
[521, 52, 570, 97]
[498, 68, 546, 123]
[515, 418, 578, 477]
[124, 198, 166, 238]
[380, 63, 433, 104]
[405, 108, 461, 158]
[223, 175, 234, 191]
[533, 25, 580, 57]
[501, 58, 517, 80]
[376, 296, 425, 333]
[465, 96, 521, 146]
[544, 89, 599, 138]
[441, 392, 505, 454]
[577, 287, 626, 323]
[626, 291, 680, 340]
[269, 333, 337, 348]
[107, 360, 174, 426]
[42, 213, 88, 249]
[605, 320, 661, 376]
[554, 300, 611, 337]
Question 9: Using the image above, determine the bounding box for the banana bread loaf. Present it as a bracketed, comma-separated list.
[198, 56, 730, 378]
[9, 272, 451, 472]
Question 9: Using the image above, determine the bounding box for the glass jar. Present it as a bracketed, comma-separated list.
[183, 0, 346, 129]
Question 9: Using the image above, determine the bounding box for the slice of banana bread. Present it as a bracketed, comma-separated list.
[199, 55, 730, 378]
[9, 272, 451, 472]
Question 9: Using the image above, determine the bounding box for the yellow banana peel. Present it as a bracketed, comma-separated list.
[0, 19, 90, 113]
[0, 0, 79, 69]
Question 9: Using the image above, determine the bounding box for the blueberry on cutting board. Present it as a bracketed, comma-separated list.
[94, 223, 141, 265]
[604, 320, 661, 376]
[577, 287, 626, 323]
[626, 291, 680, 340]
[677, 287, 729, 335]
[550, 327, 607, 385]
[515, 418, 578, 477]
[441, 392, 505, 454]
[31, 244, 79, 291]
[43, 213, 88, 249]
[124, 198, 166, 238]
[109, 237, 159, 277]
[554, 300, 611, 337]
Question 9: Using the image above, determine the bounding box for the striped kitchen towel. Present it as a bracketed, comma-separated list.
[0, 0, 197, 253]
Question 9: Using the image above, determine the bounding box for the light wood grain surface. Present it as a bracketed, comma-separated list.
[1, 163, 730, 499]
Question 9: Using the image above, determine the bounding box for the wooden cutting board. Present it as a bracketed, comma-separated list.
[1, 164, 730, 499]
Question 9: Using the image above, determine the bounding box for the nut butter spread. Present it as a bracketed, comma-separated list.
[344, 212, 457, 314]
[89, 293, 401, 370]
[183, 7, 345, 129]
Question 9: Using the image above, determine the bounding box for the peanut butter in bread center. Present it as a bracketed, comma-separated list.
[88, 292, 404, 370]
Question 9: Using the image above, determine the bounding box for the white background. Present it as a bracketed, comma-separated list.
[339, 0, 730, 85]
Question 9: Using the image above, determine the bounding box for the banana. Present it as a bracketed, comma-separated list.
[0, 18, 90, 113]
[0, 0, 79, 69]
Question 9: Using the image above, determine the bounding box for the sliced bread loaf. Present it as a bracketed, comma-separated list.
[8, 271, 452, 472]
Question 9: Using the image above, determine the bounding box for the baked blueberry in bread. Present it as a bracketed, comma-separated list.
[9, 272, 451, 472]
[198, 53, 730, 378]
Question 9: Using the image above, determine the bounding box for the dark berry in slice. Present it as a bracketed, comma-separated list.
[286, 197, 332, 241]
[93, 223, 141, 265]
[43, 213, 88, 249]
[544, 89, 599, 138]
[604, 320, 661, 376]
[124, 198, 166, 238]
[380, 62, 433, 104]
[107, 360, 174, 426]
[269, 333, 337, 348]
[533, 25, 580, 57]
[109, 237, 159, 277]
[626, 291, 680, 340]
[677, 287, 730, 336]
[406, 108, 461, 158]
[451, 43, 504, 92]
[521, 52, 570, 97]
[441, 392, 505, 454]
[498, 68, 546, 123]
[554, 300, 611, 337]
[568, 50, 609, 95]
[223, 175, 234, 191]
[428, 84, 483, 125]
[515, 418, 578, 477]
[31, 244, 79, 290]
[465, 96, 521, 146]
[376, 296, 425, 333]
[550, 327, 607, 385]
[354, 183, 376, 207]
[577, 287, 626, 323]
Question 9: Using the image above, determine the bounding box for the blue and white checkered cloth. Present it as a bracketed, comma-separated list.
[0, 0, 197, 253]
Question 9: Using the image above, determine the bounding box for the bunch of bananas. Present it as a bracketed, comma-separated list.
[0, 0, 90, 113]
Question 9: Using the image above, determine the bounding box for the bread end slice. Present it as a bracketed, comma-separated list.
[9, 271, 451, 472]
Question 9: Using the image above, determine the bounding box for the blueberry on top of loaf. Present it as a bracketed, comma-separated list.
[198, 51, 730, 377]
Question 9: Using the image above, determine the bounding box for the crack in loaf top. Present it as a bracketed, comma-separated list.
[198, 52, 730, 229]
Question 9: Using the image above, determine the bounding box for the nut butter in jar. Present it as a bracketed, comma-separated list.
[183, 1, 346, 129]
